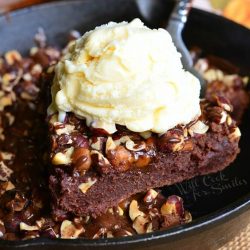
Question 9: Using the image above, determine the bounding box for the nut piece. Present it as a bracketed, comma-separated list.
[5, 50, 22, 65]
[0, 181, 15, 196]
[72, 148, 92, 172]
[60, 220, 84, 239]
[0, 151, 14, 161]
[229, 127, 241, 142]
[114, 136, 131, 146]
[125, 140, 146, 152]
[0, 95, 13, 111]
[132, 215, 149, 234]
[143, 189, 158, 203]
[105, 137, 116, 154]
[129, 200, 145, 221]
[35, 218, 46, 228]
[203, 69, 224, 82]
[107, 146, 133, 172]
[78, 178, 97, 194]
[188, 120, 209, 136]
[0, 161, 13, 181]
[55, 124, 75, 135]
[91, 150, 110, 165]
[20, 222, 39, 231]
[184, 211, 192, 223]
[219, 110, 228, 124]
[52, 147, 74, 165]
[216, 96, 232, 112]
[5, 113, 15, 126]
[90, 137, 103, 151]
[161, 196, 184, 217]
[194, 58, 209, 73]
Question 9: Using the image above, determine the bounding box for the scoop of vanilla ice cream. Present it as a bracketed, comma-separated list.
[49, 18, 201, 134]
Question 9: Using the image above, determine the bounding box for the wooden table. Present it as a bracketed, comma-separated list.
[1, 1, 249, 249]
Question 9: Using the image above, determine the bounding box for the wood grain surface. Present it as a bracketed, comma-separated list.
[1, 1, 249, 249]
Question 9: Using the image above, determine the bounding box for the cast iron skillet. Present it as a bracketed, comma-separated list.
[0, 0, 250, 249]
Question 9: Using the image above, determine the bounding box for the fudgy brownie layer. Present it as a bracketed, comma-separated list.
[49, 99, 240, 218]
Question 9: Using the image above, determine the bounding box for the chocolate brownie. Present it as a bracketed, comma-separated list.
[48, 93, 240, 218]
[0, 32, 192, 240]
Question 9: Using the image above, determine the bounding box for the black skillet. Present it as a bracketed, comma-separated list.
[0, 0, 249, 249]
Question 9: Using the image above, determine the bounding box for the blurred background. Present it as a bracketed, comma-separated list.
[0, 0, 249, 28]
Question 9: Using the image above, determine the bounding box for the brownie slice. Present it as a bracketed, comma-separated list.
[48, 95, 240, 219]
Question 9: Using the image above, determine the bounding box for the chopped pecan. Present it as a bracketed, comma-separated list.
[188, 120, 209, 136]
[160, 196, 184, 217]
[129, 200, 145, 221]
[60, 220, 84, 239]
[72, 148, 92, 173]
[132, 215, 149, 234]
[52, 147, 74, 165]
[78, 178, 97, 194]
[143, 189, 158, 203]
[0, 162, 13, 181]
[107, 146, 133, 172]
[20, 222, 39, 231]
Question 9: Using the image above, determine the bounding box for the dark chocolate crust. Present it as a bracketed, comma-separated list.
[49, 99, 240, 218]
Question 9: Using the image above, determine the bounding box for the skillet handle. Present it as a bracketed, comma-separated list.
[170, 0, 193, 24]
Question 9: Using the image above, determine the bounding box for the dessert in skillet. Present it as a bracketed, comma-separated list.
[0, 25, 249, 239]
[47, 19, 241, 219]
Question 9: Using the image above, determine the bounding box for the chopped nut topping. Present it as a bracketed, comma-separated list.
[23, 73, 32, 82]
[92, 228, 107, 239]
[35, 218, 46, 228]
[184, 211, 192, 223]
[91, 150, 110, 166]
[5, 50, 22, 65]
[30, 47, 39, 55]
[0, 128, 5, 141]
[60, 220, 84, 239]
[78, 178, 97, 194]
[20, 92, 35, 101]
[146, 222, 153, 233]
[0, 95, 13, 111]
[72, 148, 92, 172]
[20, 222, 39, 231]
[143, 189, 158, 203]
[0, 161, 13, 181]
[161, 196, 184, 217]
[125, 140, 146, 152]
[229, 127, 241, 141]
[216, 96, 232, 112]
[132, 215, 149, 234]
[188, 120, 209, 136]
[114, 136, 131, 146]
[0, 181, 15, 196]
[52, 147, 74, 165]
[227, 116, 233, 126]
[55, 124, 75, 135]
[129, 200, 145, 221]
[194, 58, 209, 73]
[203, 69, 224, 82]
[5, 112, 15, 125]
[90, 137, 102, 151]
[105, 137, 116, 154]
[219, 111, 228, 124]
[31, 64, 43, 75]
[0, 151, 14, 161]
